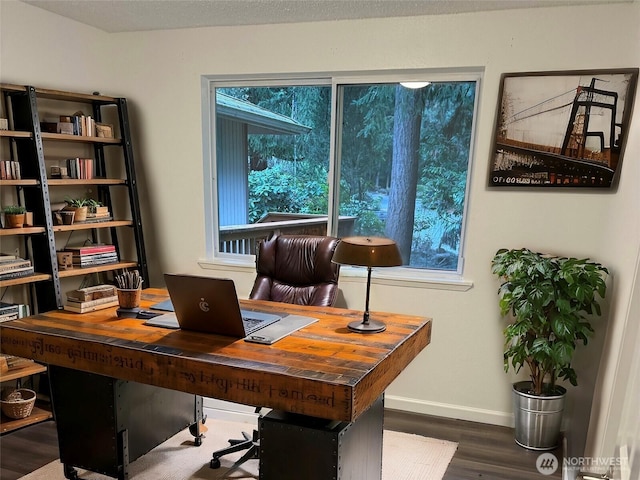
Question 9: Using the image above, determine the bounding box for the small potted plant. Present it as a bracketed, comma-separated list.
[3, 205, 27, 228]
[64, 197, 90, 222]
[86, 199, 108, 218]
[491, 248, 608, 450]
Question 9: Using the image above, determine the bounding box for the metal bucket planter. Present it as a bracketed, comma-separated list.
[513, 381, 566, 450]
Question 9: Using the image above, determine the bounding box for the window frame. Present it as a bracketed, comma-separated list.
[201, 69, 481, 289]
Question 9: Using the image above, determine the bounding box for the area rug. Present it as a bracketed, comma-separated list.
[21, 419, 457, 480]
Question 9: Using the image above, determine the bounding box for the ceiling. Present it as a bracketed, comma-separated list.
[21, 0, 629, 33]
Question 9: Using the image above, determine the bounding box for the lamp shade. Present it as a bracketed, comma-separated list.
[332, 237, 402, 268]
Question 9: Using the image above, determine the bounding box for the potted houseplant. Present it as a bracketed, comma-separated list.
[86, 199, 108, 218]
[491, 248, 608, 450]
[3, 205, 27, 228]
[64, 197, 90, 222]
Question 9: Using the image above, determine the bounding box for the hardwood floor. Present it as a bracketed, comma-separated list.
[1, 410, 562, 480]
[384, 409, 563, 480]
[0, 419, 58, 480]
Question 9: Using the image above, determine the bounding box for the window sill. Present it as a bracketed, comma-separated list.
[198, 257, 473, 292]
[198, 255, 256, 273]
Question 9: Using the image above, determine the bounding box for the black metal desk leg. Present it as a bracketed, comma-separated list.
[117, 428, 129, 480]
[63, 464, 78, 480]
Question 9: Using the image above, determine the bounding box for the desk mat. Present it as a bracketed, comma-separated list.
[150, 299, 174, 311]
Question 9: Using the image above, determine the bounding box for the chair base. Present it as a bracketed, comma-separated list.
[210, 429, 259, 470]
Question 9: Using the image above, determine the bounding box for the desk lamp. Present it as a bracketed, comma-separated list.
[332, 236, 402, 333]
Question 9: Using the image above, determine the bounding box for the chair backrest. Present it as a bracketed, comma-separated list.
[249, 235, 340, 307]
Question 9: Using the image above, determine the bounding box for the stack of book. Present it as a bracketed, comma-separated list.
[86, 206, 112, 222]
[64, 157, 94, 179]
[59, 113, 95, 137]
[64, 244, 118, 267]
[64, 284, 118, 313]
[0, 302, 30, 323]
[0, 354, 34, 374]
[0, 160, 21, 180]
[0, 255, 34, 281]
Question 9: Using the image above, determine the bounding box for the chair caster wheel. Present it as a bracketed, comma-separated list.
[210, 457, 221, 469]
[194, 435, 202, 446]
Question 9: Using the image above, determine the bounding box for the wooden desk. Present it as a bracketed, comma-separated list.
[0, 288, 432, 479]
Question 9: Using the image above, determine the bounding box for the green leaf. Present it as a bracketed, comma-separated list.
[551, 315, 572, 339]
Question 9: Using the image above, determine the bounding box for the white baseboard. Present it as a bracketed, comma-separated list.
[204, 405, 258, 424]
[384, 394, 513, 427]
[203, 396, 512, 427]
[203, 398, 259, 425]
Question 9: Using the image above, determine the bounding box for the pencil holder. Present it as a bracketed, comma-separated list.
[117, 287, 141, 309]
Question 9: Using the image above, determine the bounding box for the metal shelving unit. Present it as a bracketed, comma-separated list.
[0, 83, 148, 312]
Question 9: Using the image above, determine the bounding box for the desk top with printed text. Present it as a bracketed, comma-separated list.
[0, 288, 431, 422]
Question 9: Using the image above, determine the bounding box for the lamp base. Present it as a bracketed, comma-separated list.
[347, 319, 386, 334]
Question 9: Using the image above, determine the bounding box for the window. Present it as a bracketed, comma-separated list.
[204, 71, 479, 274]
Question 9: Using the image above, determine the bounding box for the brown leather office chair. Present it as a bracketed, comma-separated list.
[210, 234, 340, 471]
[249, 234, 341, 307]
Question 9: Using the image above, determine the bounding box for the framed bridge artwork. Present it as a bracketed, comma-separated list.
[489, 68, 638, 188]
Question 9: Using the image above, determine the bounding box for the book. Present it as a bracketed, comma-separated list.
[0, 302, 29, 319]
[66, 295, 118, 309]
[64, 298, 119, 313]
[0, 266, 34, 280]
[72, 255, 118, 267]
[65, 158, 92, 179]
[72, 251, 118, 259]
[86, 212, 111, 220]
[0, 254, 19, 263]
[0, 312, 19, 322]
[0, 265, 33, 274]
[0, 260, 32, 273]
[0, 354, 34, 370]
[73, 259, 119, 268]
[66, 284, 116, 302]
[75, 215, 114, 224]
[73, 252, 118, 260]
[65, 244, 116, 255]
[0, 302, 20, 316]
[18, 304, 30, 318]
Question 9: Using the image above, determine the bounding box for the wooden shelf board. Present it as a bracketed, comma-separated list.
[0, 84, 27, 94]
[53, 220, 132, 232]
[41, 132, 120, 144]
[0, 273, 52, 288]
[0, 179, 39, 186]
[48, 178, 126, 186]
[0, 406, 53, 434]
[0, 130, 31, 139]
[0, 226, 46, 236]
[34, 87, 117, 103]
[58, 260, 138, 278]
[1, 83, 118, 103]
[0, 362, 47, 382]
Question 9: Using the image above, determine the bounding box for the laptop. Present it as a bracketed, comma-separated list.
[146, 274, 317, 344]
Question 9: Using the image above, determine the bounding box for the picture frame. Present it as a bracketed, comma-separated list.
[488, 69, 638, 188]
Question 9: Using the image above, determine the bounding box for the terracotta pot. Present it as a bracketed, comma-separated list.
[60, 211, 75, 225]
[5, 213, 25, 228]
[72, 206, 88, 222]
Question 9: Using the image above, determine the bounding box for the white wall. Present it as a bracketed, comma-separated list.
[2, 0, 639, 461]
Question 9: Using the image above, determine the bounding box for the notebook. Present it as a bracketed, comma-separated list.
[146, 274, 317, 343]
